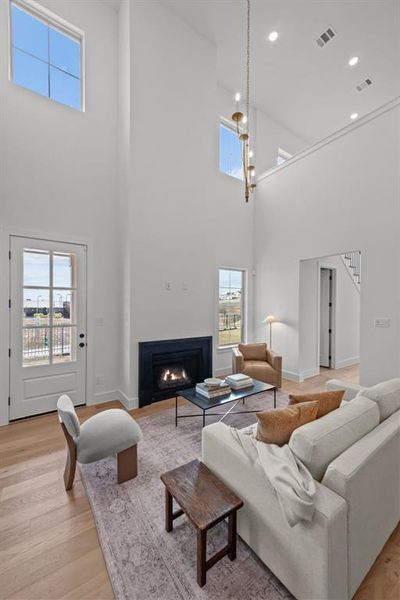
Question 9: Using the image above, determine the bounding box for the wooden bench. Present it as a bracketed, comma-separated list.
[160, 459, 243, 587]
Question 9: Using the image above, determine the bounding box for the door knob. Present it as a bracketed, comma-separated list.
[79, 342, 85, 348]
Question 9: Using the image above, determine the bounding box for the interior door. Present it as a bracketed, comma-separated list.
[9, 236, 87, 420]
[320, 268, 332, 368]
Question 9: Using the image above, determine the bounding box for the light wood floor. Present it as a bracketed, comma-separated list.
[1, 365, 399, 600]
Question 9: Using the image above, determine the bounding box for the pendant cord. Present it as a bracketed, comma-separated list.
[246, 0, 250, 135]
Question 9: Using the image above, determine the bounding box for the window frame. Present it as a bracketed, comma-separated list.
[277, 147, 293, 166]
[217, 267, 247, 349]
[8, 0, 85, 111]
[219, 117, 245, 182]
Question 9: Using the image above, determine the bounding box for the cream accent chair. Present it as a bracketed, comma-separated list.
[57, 395, 143, 490]
[232, 343, 282, 388]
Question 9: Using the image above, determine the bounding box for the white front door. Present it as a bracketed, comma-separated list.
[9, 236, 87, 420]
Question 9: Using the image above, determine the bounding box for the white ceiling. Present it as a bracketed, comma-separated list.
[163, 0, 400, 143]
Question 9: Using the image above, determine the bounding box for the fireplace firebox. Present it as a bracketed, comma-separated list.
[138, 337, 212, 407]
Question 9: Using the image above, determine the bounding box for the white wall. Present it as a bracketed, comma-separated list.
[118, 1, 255, 403]
[0, 0, 120, 421]
[299, 254, 360, 380]
[254, 104, 400, 385]
[256, 108, 308, 174]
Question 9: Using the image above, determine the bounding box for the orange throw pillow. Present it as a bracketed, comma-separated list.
[256, 401, 319, 446]
[288, 390, 344, 419]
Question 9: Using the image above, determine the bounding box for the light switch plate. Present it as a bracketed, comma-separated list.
[375, 318, 390, 328]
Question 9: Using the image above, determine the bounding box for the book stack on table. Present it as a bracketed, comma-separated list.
[195, 378, 231, 399]
[224, 373, 254, 390]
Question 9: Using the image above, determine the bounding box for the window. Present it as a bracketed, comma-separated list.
[10, 1, 83, 110]
[218, 268, 245, 347]
[219, 122, 243, 180]
[277, 147, 293, 166]
[23, 248, 77, 366]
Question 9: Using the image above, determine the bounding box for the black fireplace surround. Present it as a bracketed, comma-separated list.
[138, 336, 212, 407]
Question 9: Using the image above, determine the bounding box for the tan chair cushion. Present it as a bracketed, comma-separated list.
[243, 361, 279, 385]
[256, 401, 319, 446]
[288, 390, 344, 419]
[239, 343, 267, 361]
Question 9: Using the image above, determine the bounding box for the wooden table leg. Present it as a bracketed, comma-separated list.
[197, 529, 207, 587]
[165, 488, 173, 532]
[228, 511, 237, 561]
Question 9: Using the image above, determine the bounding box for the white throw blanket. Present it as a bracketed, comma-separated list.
[230, 425, 316, 527]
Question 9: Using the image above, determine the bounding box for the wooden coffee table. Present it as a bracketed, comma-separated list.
[160, 459, 243, 587]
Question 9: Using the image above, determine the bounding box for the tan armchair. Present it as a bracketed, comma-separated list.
[232, 343, 282, 388]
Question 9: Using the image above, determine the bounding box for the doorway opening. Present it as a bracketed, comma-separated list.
[299, 251, 361, 381]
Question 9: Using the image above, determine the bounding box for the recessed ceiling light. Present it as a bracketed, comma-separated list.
[348, 56, 359, 67]
[268, 31, 279, 42]
[350, 112, 359, 120]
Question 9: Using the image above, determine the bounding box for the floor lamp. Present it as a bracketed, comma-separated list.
[263, 315, 275, 348]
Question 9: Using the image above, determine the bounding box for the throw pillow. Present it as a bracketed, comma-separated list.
[256, 401, 319, 446]
[288, 390, 344, 419]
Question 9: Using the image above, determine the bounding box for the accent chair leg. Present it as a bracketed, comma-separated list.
[117, 444, 138, 484]
[63, 443, 77, 491]
[61, 422, 77, 491]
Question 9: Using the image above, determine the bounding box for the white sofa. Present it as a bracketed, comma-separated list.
[202, 379, 400, 600]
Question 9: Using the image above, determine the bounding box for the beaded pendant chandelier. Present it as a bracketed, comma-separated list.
[231, 0, 256, 202]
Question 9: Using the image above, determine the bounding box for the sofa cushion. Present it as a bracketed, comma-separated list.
[256, 401, 319, 446]
[239, 343, 267, 361]
[288, 397, 380, 481]
[288, 390, 344, 418]
[357, 378, 400, 422]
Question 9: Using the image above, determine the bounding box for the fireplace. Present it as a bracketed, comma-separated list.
[138, 337, 212, 407]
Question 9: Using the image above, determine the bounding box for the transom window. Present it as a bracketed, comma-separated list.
[219, 122, 244, 181]
[277, 147, 293, 166]
[10, 1, 83, 110]
[218, 268, 245, 347]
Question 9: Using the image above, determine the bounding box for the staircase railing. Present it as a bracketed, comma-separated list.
[342, 251, 361, 289]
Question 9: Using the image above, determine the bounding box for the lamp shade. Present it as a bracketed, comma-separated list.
[263, 315, 275, 324]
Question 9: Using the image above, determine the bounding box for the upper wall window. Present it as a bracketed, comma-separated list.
[10, 1, 83, 110]
[277, 147, 293, 166]
[219, 122, 243, 181]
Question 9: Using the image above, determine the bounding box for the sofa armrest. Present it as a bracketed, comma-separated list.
[326, 379, 362, 401]
[202, 422, 348, 600]
[266, 349, 282, 387]
[232, 347, 244, 373]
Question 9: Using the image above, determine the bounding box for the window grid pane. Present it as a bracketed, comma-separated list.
[219, 123, 244, 181]
[218, 269, 244, 347]
[11, 2, 82, 110]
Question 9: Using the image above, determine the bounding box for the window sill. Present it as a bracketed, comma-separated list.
[217, 344, 239, 352]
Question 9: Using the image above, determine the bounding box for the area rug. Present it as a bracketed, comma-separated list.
[80, 390, 293, 600]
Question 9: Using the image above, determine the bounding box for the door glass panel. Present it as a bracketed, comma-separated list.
[53, 253, 74, 288]
[23, 327, 50, 366]
[52, 326, 76, 363]
[23, 289, 50, 326]
[53, 289, 76, 325]
[23, 249, 50, 286]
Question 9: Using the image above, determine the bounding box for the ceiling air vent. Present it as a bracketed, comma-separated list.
[316, 27, 336, 47]
[356, 78, 374, 92]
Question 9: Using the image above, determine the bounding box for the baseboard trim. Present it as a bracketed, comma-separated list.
[300, 367, 320, 381]
[282, 369, 303, 383]
[89, 390, 121, 405]
[116, 389, 138, 410]
[215, 367, 231, 377]
[333, 357, 360, 369]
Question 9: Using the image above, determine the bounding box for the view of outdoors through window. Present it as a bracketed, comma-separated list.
[11, 2, 82, 110]
[218, 268, 244, 346]
[23, 249, 77, 366]
[219, 122, 243, 180]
